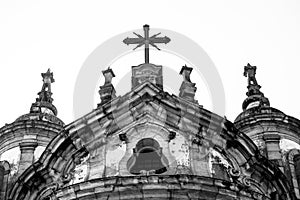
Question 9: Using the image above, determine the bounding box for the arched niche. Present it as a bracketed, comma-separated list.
[118, 122, 177, 176]
[0, 161, 10, 200]
[285, 149, 300, 199]
[0, 146, 20, 186]
[7, 118, 295, 200]
[281, 139, 300, 153]
[127, 138, 168, 175]
[34, 146, 46, 162]
[7, 130, 89, 200]
[202, 123, 293, 200]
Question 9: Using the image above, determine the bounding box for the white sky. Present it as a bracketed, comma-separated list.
[1, 1, 300, 126]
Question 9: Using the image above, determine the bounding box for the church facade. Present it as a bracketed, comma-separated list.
[0, 25, 300, 200]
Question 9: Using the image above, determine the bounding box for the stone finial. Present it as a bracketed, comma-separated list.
[179, 65, 197, 102]
[98, 68, 116, 106]
[244, 63, 258, 86]
[38, 68, 55, 103]
[242, 63, 270, 110]
[30, 68, 58, 116]
[180, 64, 193, 82]
[103, 67, 115, 84]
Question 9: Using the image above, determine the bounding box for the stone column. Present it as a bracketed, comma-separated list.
[0, 161, 10, 200]
[0, 165, 4, 196]
[263, 134, 283, 170]
[18, 141, 38, 174]
[294, 154, 300, 188]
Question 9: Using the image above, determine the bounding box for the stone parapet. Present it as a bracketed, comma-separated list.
[55, 175, 267, 200]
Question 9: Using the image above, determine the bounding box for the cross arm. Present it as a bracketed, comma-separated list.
[123, 37, 145, 45]
[149, 36, 171, 44]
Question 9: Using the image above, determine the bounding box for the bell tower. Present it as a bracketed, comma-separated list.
[0, 69, 64, 199]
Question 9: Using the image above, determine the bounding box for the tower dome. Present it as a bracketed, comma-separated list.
[15, 69, 63, 125]
[235, 63, 300, 150]
[234, 63, 300, 199]
[0, 69, 64, 198]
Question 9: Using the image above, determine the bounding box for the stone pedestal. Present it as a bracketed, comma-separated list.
[98, 84, 116, 105]
[263, 134, 282, 169]
[179, 82, 197, 102]
[131, 63, 163, 89]
[18, 141, 38, 174]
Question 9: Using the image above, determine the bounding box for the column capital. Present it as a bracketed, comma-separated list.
[19, 141, 38, 152]
[262, 134, 281, 142]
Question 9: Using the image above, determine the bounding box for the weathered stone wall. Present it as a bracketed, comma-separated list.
[0, 118, 64, 199]
[7, 83, 293, 200]
[235, 106, 300, 199]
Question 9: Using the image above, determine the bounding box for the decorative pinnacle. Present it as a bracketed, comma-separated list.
[102, 67, 115, 85]
[98, 67, 116, 106]
[179, 64, 197, 102]
[242, 63, 270, 110]
[179, 64, 193, 83]
[244, 63, 258, 86]
[42, 68, 54, 83]
[38, 68, 54, 103]
[123, 24, 171, 64]
[30, 68, 58, 116]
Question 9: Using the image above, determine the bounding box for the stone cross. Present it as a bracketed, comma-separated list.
[123, 24, 171, 63]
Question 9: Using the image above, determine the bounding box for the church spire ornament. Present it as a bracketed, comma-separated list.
[123, 24, 171, 63]
[179, 64, 197, 103]
[242, 63, 270, 110]
[244, 63, 259, 86]
[124, 25, 169, 89]
[30, 68, 58, 116]
[38, 68, 55, 103]
[98, 67, 116, 106]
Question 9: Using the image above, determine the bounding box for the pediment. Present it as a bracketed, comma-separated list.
[68, 81, 228, 146]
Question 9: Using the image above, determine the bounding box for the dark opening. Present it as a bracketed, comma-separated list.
[127, 138, 168, 175]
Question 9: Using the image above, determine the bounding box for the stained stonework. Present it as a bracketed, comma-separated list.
[6, 80, 294, 200]
[1, 26, 299, 200]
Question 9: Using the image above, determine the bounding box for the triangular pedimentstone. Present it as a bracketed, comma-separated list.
[69, 81, 227, 142]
